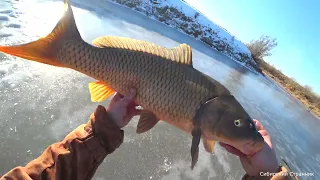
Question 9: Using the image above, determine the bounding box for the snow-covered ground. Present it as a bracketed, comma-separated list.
[108, 0, 258, 70]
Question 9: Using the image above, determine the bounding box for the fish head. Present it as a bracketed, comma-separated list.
[197, 95, 265, 156]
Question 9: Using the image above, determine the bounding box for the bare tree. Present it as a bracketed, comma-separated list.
[305, 85, 313, 92]
[246, 35, 278, 59]
[194, 12, 200, 19]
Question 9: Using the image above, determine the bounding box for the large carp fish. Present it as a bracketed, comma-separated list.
[0, 0, 264, 169]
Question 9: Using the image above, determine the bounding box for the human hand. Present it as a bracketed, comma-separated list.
[220, 119, 279, 176]
[106, 88, 141, 128]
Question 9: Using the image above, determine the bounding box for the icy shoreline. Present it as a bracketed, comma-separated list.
[108, 0, 258, 71]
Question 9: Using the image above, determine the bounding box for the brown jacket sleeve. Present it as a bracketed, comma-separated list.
[1, 105, 123, 180]
[242, 166, 297, 180]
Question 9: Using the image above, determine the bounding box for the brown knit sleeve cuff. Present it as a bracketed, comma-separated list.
[85, 105, 124, 154]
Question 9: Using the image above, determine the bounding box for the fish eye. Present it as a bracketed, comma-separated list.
[249, 123, 253, 128]
[234, 119, 241, 127]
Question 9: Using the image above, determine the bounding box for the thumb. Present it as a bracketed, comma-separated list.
[119, 88, 136, 106]
[109, 92, 123, 104]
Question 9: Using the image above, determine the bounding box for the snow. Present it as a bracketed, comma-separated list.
[165, 0, 251, 53]
[163, 0, 195, 17]
[107, 0, 257, 70]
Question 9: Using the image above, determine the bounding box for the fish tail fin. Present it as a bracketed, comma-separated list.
[0, 0, 82, 67]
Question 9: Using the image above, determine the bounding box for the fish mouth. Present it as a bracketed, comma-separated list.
[218, 133, 265, 156]
[222, 140, 265, 157]
[239, 140, 265, 156]
[204, 130, 265, 156]
[241, 130, 265, 156]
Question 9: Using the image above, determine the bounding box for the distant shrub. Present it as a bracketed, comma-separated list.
[200, 36, 213, 46]
[246, 35, 278, 60]
[116, 0, 141, 8]
[158, 17, 166, 22]
[169, 7, 179, 14]
[194, 12, 200, 19]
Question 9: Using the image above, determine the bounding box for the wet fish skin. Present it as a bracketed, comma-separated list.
[57, 39, 223, 125]
[0, 0, 265, 169]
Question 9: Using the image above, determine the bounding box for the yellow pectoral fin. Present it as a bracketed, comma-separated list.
[88, 81, 115, 102]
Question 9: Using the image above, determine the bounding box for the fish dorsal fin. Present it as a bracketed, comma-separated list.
[92, 36, 193, 66]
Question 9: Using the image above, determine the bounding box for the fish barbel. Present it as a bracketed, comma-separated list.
[0, 0, 265, 169]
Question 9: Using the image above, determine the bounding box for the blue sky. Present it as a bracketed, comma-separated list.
[185, 0, 320, 94]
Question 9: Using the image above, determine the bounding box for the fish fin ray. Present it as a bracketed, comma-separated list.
[202, 138, 215, 153]
[0, 0, 81, 67]
[136, 110, 159, 134]
[88, 81, 115, 102]
[191, 127, 201, 169]
[92, 36, 193, 66]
